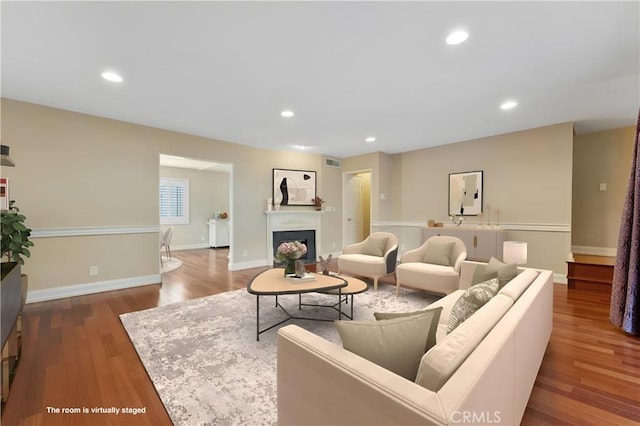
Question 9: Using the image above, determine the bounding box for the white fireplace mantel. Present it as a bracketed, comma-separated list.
[265, 210, 323, 265]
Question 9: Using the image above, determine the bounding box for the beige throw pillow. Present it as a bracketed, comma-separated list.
[373, 307, 443, 352]
[471, 264, 499, 285]
[335, 308, 442, 380]
[423, 241, 455, 266]
[361, 235, 388, 257]
[488, 257, 519, 288]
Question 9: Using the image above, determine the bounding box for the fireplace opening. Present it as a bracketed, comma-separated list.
[272, 230, 317, 265]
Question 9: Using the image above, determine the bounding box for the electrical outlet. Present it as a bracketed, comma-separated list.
[242, 250, 248, 257]
[200, 235, 205, 241]
[332, 242, 336, 249]
[89, 265, 98, 276]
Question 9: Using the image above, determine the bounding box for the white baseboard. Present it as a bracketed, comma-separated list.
[554, 274, 568, 285]
[26, 274, 161, 304]
[170, 243, 210, 251]
[571, 245, 617, 257]
[229, 258, 269, 271]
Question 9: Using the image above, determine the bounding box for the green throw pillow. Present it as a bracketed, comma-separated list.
[488, 257, 519, 288]
[423, 241, 455, 266]
[471, 264, 499, 285]
[373, 307, 443, 352]
[447, 278, 499, 333]
[361, 235, 388, 257]
[336, 308, 442, 380]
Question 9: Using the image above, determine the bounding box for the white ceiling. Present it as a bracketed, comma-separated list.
[2, 1, 638, 159]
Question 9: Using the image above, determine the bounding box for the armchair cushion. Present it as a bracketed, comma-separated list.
[361, 234, 389, 257]
[423, 241, 455, 266]
[335, 308, 442, 381]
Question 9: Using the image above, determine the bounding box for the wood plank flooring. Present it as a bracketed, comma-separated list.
[2, 249, 639, 425]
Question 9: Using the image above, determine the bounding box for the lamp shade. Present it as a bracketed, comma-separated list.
[503, 241, 527, 265]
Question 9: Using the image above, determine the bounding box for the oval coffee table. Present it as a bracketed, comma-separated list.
[247, 268, 348, 341]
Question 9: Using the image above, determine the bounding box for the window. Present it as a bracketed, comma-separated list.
[160, 177, 189, 225]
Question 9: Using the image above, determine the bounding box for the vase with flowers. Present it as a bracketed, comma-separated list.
[275, 240, 308, 276]
[311, 196, 325, 211]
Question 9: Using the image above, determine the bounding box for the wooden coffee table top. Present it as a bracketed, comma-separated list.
[247, 268, 347, 295]
[319, 274, 368, 295]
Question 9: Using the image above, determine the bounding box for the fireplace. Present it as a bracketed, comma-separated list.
[272, 230, 316, 265]
[265, 210, 322, 266]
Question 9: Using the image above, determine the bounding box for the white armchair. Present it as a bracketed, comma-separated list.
[338, 232, 399, 291]
[395, 235, 467, 296]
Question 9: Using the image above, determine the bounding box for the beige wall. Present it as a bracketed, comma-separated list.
[1, 99, 343, 298]
[346, 123, 575, 277]
[159, 166, 230, 249]
[572, 126, 635, 253]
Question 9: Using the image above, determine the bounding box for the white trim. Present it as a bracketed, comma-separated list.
[571, 245, 617, 257]
[26, 274, 161, 304]
[371, 221, 571, 233]
[554, 274, 568, 285]
[229, 258, 268, 271]
[170, 243, 210, 251]
[31, 225, 160, 238]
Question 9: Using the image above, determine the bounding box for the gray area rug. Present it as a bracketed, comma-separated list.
[120, 282, 440, 426]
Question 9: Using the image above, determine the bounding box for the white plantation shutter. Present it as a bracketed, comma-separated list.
[160, 177, 189, 224]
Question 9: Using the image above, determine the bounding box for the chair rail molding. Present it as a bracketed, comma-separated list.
[31, 225, 160, 238]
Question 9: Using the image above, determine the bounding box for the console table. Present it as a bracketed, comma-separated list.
[1, 263, 26, 405]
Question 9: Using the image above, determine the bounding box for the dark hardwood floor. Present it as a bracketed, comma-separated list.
[2, 249, 638, 425]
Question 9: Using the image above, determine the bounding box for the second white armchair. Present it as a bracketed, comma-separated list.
[395, 235, 467, 296]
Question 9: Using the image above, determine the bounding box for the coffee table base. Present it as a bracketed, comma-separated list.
[255, 292, 343, 341]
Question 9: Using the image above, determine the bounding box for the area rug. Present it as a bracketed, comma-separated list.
[120, 283, 440, 426]
[161, 256, 183, 273]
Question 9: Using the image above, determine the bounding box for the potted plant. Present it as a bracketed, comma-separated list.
[1, 200, 34, 269]
[311, 196, 325, 211]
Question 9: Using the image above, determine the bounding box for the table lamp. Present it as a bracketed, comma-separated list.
[503, 241, 527, 265]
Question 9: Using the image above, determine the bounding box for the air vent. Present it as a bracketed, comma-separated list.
[325, 158, 342, 168]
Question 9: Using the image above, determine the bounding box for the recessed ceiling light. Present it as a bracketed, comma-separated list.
[500, 100, 518, 110]
[293, 144, 308, 150]
[365, 137, 376, 143]
[101, 71, 123, 83]
[446, 30, 469, 45]
[281, 110, 294, 118]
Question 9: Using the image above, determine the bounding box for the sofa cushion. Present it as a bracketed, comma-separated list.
[335, 308, 442, 381]
[373, 307, 443, 352]
[361, 235, 388, 256]
[488, 257, 519, 288]
[415, 294, 513, 392]
[423, 241, 455, 266]
[447, 278, 499, 333]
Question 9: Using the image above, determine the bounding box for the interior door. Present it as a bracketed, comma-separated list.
[345, 174, 363, 246]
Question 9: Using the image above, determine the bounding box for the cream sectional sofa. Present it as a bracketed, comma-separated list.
[277, 261, 553, 425]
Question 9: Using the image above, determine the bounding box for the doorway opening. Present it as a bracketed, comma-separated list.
[159, 154, 233, 265]
[342, 169, 372, 247]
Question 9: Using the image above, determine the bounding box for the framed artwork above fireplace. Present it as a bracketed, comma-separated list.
[273, 168, 316, 206]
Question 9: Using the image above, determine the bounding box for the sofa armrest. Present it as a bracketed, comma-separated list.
[277, 325, 447, 426]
